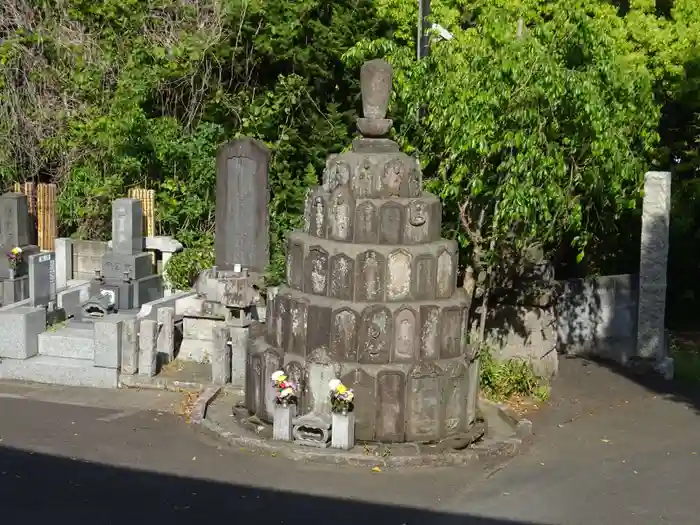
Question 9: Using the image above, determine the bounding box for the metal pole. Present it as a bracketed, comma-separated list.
[417, 0, 431, 60]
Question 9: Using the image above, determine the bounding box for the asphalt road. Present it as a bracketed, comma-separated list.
[0, 359, 699, 525]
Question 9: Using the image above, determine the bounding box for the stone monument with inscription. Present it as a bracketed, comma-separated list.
[179, 138, 270, 386]
[245, 59, 478, 445]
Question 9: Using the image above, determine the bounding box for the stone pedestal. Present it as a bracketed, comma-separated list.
[331, 412, 356, 450]
[273, 404, 296, 441]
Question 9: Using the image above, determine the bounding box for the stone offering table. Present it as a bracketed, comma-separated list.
[246, 59, 479, 444]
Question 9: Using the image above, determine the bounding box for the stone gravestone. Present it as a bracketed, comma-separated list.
[102, 199, 151, 280]
[0, 192, 35, 279]
[28, 252, 57, 307]
[636, 171, 671, 362]
[215, 138, 270, 273]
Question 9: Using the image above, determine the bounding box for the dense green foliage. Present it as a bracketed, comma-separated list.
[3, 0, 700, 321]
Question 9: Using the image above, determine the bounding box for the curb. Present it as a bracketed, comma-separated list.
[198, 398, 533, 469]
[119, 374, 208, 393]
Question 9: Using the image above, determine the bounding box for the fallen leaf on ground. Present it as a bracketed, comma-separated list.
[371, 466, 382, 472]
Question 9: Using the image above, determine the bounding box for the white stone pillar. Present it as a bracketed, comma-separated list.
[636, 171, 671, 361]
[54, 238, 73, 290]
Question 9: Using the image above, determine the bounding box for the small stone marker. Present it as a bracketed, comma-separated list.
[138, 319, 158, 376]
[120, 318, 139, 374]
[273, 404, 296, 441]
[156, 306, 175, 364]
[331, 412, 356, 450]
[211, 326, 232, 385]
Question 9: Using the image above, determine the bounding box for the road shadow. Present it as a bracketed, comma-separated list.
[0, 444, 546, 525]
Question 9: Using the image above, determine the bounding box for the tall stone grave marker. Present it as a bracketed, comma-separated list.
[102, 199, 151, 280]
[215, 138, 270, 273]
[0, 192, 37, 279]
[636, 171, 671, 361]
[28, 252, 57, 307]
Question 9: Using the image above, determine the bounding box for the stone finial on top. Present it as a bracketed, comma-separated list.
[357, 59, 393, 138]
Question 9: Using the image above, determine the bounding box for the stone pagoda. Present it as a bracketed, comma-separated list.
[246, 59, 478, 445]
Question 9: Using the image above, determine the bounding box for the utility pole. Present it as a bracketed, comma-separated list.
[417, 0, 431, 60]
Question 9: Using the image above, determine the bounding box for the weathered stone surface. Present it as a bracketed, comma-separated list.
[420, 305, 441, 360]
[287, 239, 304, 291]
[412, 254, 436, 301]
[444, 360, 469, 435]
[273, 404, 296, 441]
[329, 254, 354, 300]
[359, 306, 392, 364]
[379, 202, 404, 244]
[306, 304, 331, 358]
[406, 362, 443, 442]
[376, 370, 406, 442]
[332, 308, 359, 362]
[289, 297, 308, 356]
[382, 157, 411, 197]
[392, 307, 418, 362]
[247, 350, 264, 416]
[352, 158, 380, 198]
[215, 138, 270, 273]
[341, 368, 376, 441]
[355, 250, 385, 302]
[111, 198, 143, 255]
[305, 246, 329, 296]
[440, 307, 462, 359]
[323, 156, 351, 193]
[328, 187, 355, 242]
[636, 171, 671, 360]
[354, 201, 378, 243]
[386, 249, 412, 301]
[436, 250, 455, 299]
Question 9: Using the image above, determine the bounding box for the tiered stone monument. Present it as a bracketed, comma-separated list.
[246, 59, 478, 445]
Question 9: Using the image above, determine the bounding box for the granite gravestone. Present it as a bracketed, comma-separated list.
[28, 252, 57, 307]
[215, 138, 270, 273]
[101, 199, 151, 281]
[0, 192, 37, 279]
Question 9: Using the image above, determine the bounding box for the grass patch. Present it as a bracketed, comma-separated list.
[669, 333, 700, 384]
[479, 347, 550, 403]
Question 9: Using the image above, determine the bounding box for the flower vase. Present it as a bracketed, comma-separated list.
[273, 403, 296, 441]
[8, 268, 15, 280]
[331, 411, 355, 450]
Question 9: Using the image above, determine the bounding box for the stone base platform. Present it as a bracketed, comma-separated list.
[0, 355, 119, 388]
[197, 390, 532, 469]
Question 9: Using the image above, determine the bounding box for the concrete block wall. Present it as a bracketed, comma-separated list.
[555, 274, 638, 363]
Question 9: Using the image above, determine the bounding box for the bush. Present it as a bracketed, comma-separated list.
[164, 244, 214, 292]
[479, 347, 549, 402]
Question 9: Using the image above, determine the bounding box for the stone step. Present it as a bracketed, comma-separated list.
[0, 355, 118, 388]
[38, 327, 95, 360]
[177, 338, 214, 363]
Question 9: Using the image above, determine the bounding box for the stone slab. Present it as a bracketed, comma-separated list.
[0, 306, 47, 359]
[0, 355, 119, 388]
[38, 327, 95, 360]
[177, 338, 215, 363]
[101, 252, 153, 281]
[94, 317, 123, 369]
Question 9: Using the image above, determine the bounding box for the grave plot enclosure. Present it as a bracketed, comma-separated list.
[246, 60, 479, 444]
